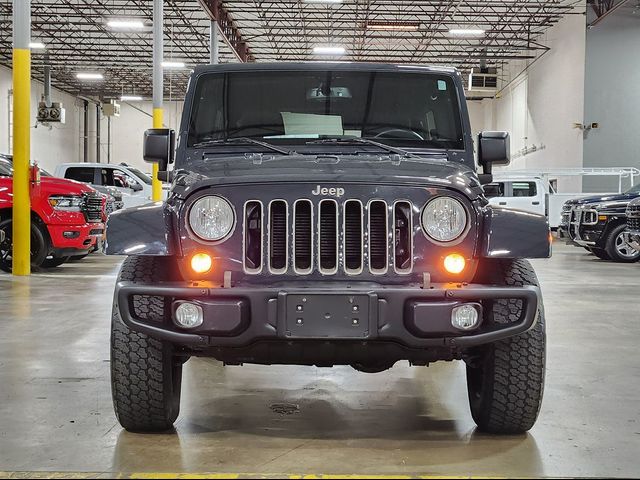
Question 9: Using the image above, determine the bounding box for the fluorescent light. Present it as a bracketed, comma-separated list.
[448, 28, 486, 36]
[107, 20, 146, 30]
[312, 46, 346, 55]
[366, 22, 420, 32]
[162, 61, 186, 68]
[121, 95, 143, 101]
[76, 73, 104, 80]
[29, 42, 46, 50]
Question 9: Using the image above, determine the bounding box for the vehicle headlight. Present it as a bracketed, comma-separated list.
[48, 195, 83, 212]
[188, 195, 235, 241]
[421, 196, 468, 242]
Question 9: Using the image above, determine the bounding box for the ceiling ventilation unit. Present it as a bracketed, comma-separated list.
[103, 100, 121, 117]
[37, 64, 66, 124]
[467, 67, 498, 98]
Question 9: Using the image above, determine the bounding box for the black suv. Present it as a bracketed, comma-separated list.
[558, 184, 640, 262]
[105, 63, 551, 435]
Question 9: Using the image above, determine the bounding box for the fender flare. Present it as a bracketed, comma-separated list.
[480, 207, 551, 259]
[105, 202, 176, 256]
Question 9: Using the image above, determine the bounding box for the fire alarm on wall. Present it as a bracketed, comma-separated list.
[591, 122, 599, 129]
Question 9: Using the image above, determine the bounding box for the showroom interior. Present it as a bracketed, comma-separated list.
[0, 0, 639, 478]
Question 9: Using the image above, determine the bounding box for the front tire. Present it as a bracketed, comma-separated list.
[586, 247, 611, 261]
[604, 224, 640, 263]
[466, 259, 546, 434]
[0, 218, 49, 273]
[110, 256, 183, 432]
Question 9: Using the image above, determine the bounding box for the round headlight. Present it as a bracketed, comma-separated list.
[422, 196, 468, 243]
[188, 195, 235, 241]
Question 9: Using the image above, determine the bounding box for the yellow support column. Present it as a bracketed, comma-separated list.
[12, 0, 32, 276]
[151, 108, 163, 202]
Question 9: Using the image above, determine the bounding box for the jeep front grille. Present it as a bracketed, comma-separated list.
[243, 198, 413, 275]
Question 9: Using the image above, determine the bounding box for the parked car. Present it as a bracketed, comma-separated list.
[558, 183, 640, 262]
[105, 63, 551, 434]
[624, 197, 640, 253]
[0, 155, 106, 271]
[54, 162, 162, 208]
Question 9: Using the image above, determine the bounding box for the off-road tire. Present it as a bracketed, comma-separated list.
[604, 223, 640, 263]
[111, 256, 183, 432]
[586, 247, 611, 261]
[466, 259, 546, 434]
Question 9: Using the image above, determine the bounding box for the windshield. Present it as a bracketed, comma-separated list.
[0, 159, 11, 176]
[626, 183, 640, 194]
[125, 167, 152, 185]
[188, 70, 464, 150]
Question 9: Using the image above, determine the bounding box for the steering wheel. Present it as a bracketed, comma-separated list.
[373, 128, 425, 141]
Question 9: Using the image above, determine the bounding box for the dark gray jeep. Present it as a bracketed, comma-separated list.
[106, 63, 551, 434]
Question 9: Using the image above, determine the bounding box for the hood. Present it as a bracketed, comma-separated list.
[39, 176, 96, 195]
[175, 154, 484, 200]
[565, 192, 640, 206]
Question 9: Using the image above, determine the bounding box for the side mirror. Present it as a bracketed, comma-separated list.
[143, 128, 175, 174]
[478, 131, 510, 176]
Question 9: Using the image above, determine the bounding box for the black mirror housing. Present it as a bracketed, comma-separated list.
[143, 128, 175, 174]
[478, 131, 510, 175]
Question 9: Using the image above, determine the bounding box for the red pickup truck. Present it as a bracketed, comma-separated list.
[0, 155, 106, 272]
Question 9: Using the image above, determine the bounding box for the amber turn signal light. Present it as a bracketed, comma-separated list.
[444, 253, 466, 274]
[191, 253, 212, 274]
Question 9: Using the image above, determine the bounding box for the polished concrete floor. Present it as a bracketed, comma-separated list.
[0, 242, 639, 478]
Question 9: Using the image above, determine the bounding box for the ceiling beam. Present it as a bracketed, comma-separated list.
[198, 0, 253, 61]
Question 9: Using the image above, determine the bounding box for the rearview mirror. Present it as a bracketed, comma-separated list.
[143, 128, 175, 174]
[478, 131, 510, 176]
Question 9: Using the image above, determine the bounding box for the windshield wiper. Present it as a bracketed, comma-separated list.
[306, 137, 426, 160]
[194, 137, 296, 156]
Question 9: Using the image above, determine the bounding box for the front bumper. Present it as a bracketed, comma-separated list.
[623, 231, 640, 252]
[561, 206, 604, 247]
[47, 222, 105, 251]
[116, 281, 541, 350]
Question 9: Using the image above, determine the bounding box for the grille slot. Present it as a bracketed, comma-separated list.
[244, 201, 263, 273]
[269, 200, 288, 273]
[628, 217, 640, 231]
[318, 200, 338, 274]
[344, 200, 363, 274]
[394, 201, 412, 272]
[82, 194, 103, 223]
[368, 200, 388, 273]
[294, 200, 313, 273]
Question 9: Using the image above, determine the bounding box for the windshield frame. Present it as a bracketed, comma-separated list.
[177, 63, 474, 170]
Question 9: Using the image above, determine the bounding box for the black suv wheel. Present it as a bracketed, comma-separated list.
[604, 223, 640, 263]
[466, 259, 546, 434]
[110, 256, 183, 432]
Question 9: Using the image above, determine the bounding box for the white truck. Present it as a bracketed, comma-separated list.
[484, 168, 640, 228]
[54, 163, 166, 208]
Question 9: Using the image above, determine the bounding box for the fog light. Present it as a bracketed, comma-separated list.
[174, 302, 203, 329]
[451, 304, 479, 330]
[191, 253, 212, 274]
[444, 253, 466, 274]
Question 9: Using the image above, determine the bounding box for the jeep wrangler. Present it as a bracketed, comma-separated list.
[106, 63, 551, 434]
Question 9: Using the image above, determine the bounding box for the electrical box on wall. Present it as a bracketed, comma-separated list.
[37, 101, 66, 124]
[103, 100, 120, 117]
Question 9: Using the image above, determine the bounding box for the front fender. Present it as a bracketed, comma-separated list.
[481, 207, 551, 259]
[105, 202, 175, 256]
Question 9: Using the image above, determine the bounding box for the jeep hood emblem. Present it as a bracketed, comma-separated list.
[312, 185, 345, 198]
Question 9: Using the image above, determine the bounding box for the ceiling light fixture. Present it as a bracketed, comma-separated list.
[121, 95, 143, 101]
[76, 73, 104, 80]
[366, 21, 420, 32]
[162, 61, 186, 68]
[29, 42, 46, 50]
[312, 46, 346, 55]
[448, 28, 486, 36]
[107, 19, 146, 30]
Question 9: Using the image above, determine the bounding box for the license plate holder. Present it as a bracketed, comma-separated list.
[283, 293, 373, 339]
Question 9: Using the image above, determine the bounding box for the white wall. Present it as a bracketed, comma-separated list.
[97, 100, 183, 171]
[474, 9, 587, 192]
[0, 65, 82, 172]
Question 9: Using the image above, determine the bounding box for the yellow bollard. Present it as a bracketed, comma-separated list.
[12, 47, 31, 276]
[151, 107, 163, 202]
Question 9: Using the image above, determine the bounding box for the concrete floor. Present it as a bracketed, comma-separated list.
[0, 242, 639, 478]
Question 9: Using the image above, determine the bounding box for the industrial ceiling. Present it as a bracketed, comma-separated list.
[0, 0, 584, 100]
